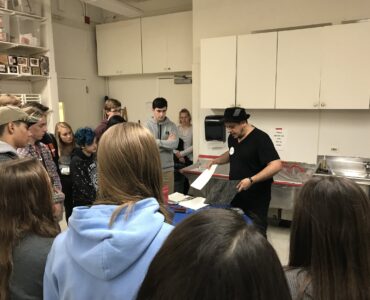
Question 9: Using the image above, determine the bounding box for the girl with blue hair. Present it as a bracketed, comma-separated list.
[70, 127, 97, 208]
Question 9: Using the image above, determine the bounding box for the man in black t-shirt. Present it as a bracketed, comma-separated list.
[208, 107, 282, 236]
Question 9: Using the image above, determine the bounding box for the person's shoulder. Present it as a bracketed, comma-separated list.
[0, 142, 18, 161]
[285, 268, 312, 299]
[162, 221, 174, 233]
[285, 267, 305, 278]
[15, 234, 55, 257]
[51, 230, 67, 246]
[36, 141, 48, 149]
[97, 119, 108, 126]
[70, 149, 83, 161]
[252, 127, 265, 135]
[252, 127, 273, 140]
[17, 144, 31, 156]
[145, 117, 155, 127]
[38, 142, 54, 156]
[166, 118, 177, 128]
[40, 132, 52, 144]
[95, 119, 108, 132]
[46, 231, 67, 260]
[0, 152, 16, 162]
[25, 233, 55, 247]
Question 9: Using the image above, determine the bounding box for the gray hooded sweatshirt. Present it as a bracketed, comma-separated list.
[146, 117, 179, 171]
[0, 140, 18, 162]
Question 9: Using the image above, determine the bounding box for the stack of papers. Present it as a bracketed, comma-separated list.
[180, 197, 208, 210]
[168, 192, 209, 210]
[168, 192, 188, 204]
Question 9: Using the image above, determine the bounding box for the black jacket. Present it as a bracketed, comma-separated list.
[70, 148, 97, 206]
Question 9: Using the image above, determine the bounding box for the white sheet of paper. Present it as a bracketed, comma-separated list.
[168, 192, 187, 204]
[180, 197, 208, 210]
[190, 164, 218, 190]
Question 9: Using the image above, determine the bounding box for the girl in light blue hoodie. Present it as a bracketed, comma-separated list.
[44, 122, 173, 300]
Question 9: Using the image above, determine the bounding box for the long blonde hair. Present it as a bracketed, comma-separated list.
[55, 121, 75, 157]
[0, 158, 60, 300]
[96, 122, 171, 225]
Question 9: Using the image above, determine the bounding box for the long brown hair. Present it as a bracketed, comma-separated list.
[288, 176, 370, 300]
[55, 121, 75, 157]
[0, 158, 60, 300]
[96, 122, 171, 225]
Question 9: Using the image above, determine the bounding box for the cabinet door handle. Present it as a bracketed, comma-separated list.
[320, 103, 326, 107]
[168, 67, 171, 70]
[313, 103, 318, 107]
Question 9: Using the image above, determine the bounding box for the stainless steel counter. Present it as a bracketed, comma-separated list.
[181, 155, 370, 215]
[181, 156, 315, 211]
[315, 155, 370, 195]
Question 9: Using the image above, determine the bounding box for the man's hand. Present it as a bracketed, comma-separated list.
[206, 160, 215, 169]
[236, 178, 253, 192]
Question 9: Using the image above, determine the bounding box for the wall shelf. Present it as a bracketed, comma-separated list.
[0, 7, 46, 21]
[0, 73, 49, 81]
[0, 41, 48, 54]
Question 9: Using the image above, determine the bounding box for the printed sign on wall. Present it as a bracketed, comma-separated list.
[270, 127, 287, 152]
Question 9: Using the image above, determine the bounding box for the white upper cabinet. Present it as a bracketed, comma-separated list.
[201, 23, 370, 110]
[320, 22, 370, 109]
[141, 11, 192, 74]
[237, 32, 277, 109]
[96, 19, 142, 76]
[201, 36, 237, 109]
[276, 27, 322, 109]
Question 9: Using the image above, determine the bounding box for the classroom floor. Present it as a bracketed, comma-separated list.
[267, 225, 290, 265]
[60, 215, 291, 265]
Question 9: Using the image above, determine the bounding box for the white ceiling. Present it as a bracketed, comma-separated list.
[100, 0, 192, 19]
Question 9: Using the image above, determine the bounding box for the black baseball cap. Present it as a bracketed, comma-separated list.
[223, 107, 250, 123]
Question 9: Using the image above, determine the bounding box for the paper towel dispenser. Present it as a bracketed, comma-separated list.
[205, 115, 225, 142]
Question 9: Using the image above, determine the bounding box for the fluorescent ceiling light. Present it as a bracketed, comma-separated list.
[83, 0, 143, 18]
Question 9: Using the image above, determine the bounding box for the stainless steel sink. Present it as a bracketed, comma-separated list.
[316, 156, 370, 180]
[314, 156, 370, 196]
